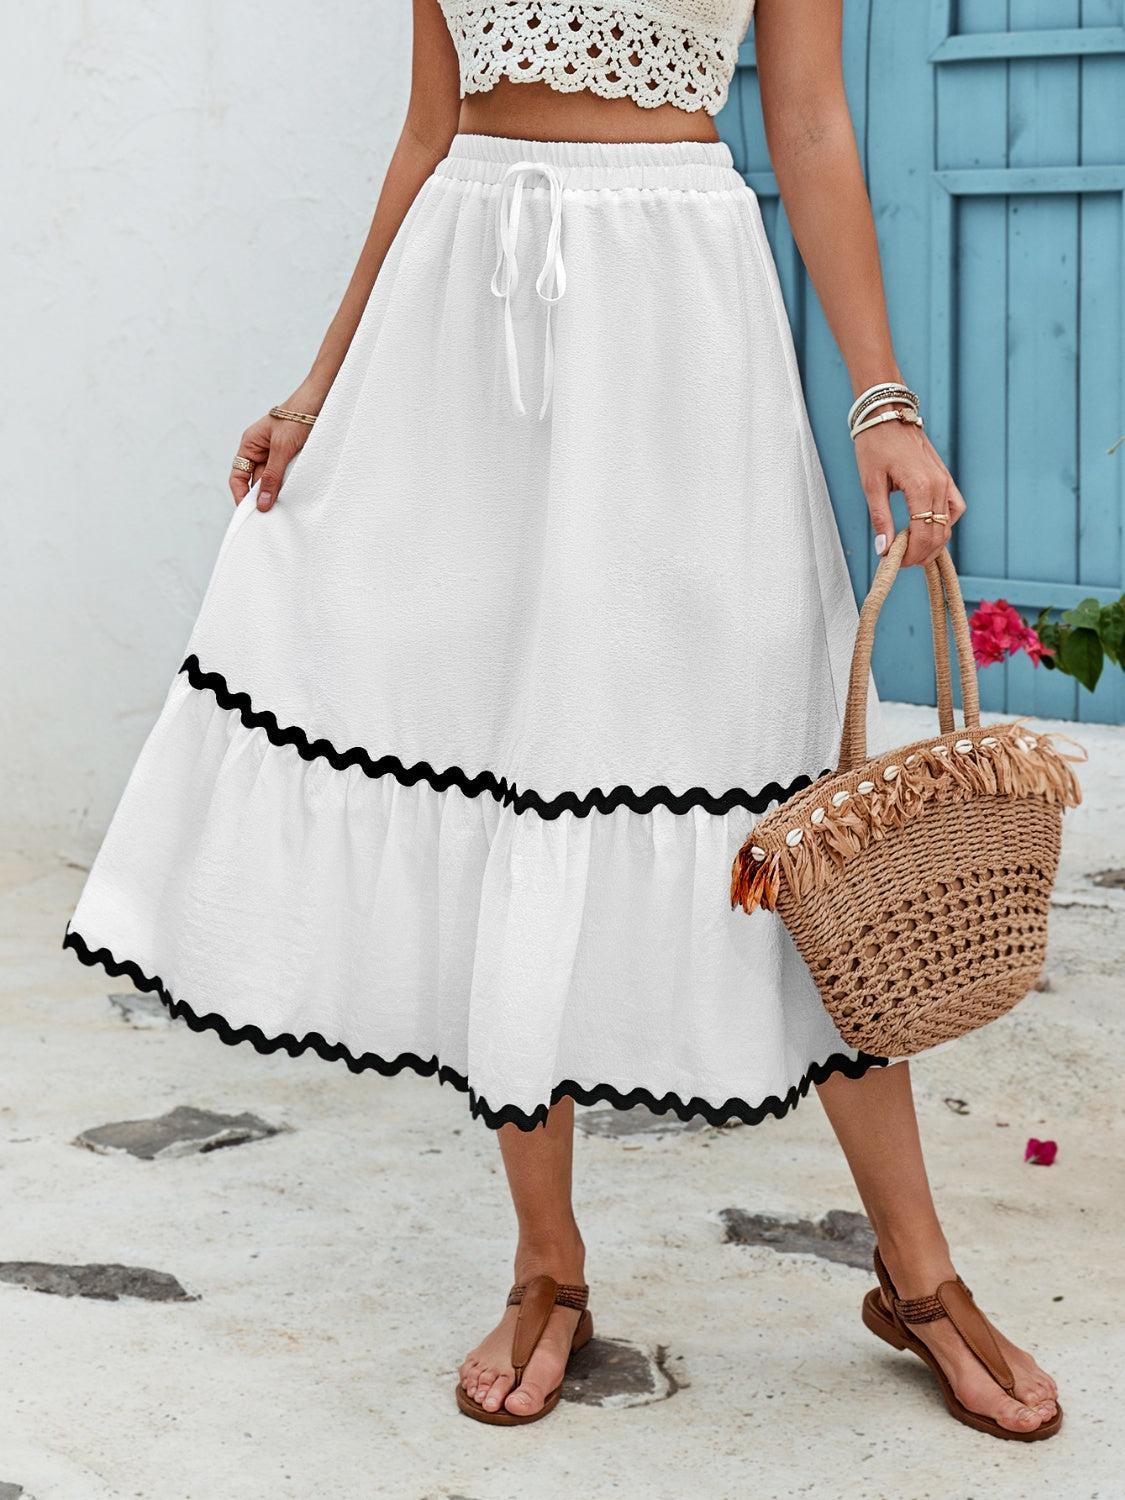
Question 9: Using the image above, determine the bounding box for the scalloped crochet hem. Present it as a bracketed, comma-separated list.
[63, 928, 887, 1132]
[439, 1, 755, 117]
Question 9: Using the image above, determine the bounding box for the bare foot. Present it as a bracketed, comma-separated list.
[458, 1238, 586, 1418]
[880, 1245, 1059, 1435]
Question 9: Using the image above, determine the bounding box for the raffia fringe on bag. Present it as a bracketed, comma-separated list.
[731, 533, 1084, 1057]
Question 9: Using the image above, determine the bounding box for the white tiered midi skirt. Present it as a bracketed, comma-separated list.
[66, 135, 885, 1129]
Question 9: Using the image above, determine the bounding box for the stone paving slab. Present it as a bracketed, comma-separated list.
[74, 1104, 284, 1160]
[0, 1261, 196, 1303]
[107, 990, 169, 1027]
[561, 1336, 681, 1408]
[575, 1106, 710, 1138]
[719, 1208, 877, 1271]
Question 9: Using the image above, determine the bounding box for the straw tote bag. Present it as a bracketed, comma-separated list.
[731, 533, 1083, 1057]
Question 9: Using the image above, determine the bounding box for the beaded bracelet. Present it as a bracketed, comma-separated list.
[847, 382, 919, 429]
[848, 382, 923, 441]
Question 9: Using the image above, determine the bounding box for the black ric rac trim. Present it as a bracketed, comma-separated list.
[64, 929, 887, 1133]
[179, 656, 827, 820]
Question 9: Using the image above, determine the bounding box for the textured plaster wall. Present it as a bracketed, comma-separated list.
[0, 1, 411, 856]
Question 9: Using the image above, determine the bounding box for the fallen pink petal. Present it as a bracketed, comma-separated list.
[1025, 1138, 1058, 1166]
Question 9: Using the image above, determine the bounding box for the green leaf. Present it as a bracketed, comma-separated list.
[1062, 597, 1103, 631]
[1036, 618, 1062, 656]
[1098, 600, 1125, 666]
[1057, 627, 1104, 692]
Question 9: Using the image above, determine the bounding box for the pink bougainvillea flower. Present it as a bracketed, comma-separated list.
[1022, 631, 1053, 666]
[969, 599, 1053, 670]
[1024, 1137, 1058, 1166]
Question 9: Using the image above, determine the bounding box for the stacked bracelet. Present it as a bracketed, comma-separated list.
[848, 381, 924, 441]
[270, 405, 318, 427]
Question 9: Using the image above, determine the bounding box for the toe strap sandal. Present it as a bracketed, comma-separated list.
[862, 1247, 1061, 1441]
[455, 1274, 593, 1426]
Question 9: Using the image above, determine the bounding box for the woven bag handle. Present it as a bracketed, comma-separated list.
[926, 557, 957, 737]
[838, 531, 980, 772]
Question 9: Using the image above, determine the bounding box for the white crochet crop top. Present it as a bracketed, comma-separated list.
[439, 1, 756, 116]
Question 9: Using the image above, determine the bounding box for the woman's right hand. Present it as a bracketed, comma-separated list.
[230, 382, 326, 512]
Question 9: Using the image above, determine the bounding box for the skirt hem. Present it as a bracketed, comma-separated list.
[63, 926, 888, 1133]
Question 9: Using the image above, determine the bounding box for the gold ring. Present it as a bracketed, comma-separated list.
[231, 456, 253, 474]
[908, 510, 950, 526]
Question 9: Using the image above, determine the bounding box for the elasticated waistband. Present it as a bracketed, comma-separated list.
[436, 133, 745, 193]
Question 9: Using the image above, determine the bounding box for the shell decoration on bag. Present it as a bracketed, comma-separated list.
[730, 721, 1084, 917]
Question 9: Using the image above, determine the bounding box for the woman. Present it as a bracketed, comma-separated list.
[66, 0, 1060, 1439]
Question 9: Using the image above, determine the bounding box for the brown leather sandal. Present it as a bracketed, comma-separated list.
[455, 1274, 593, 1426]
[862, 1248, 1062, 1441]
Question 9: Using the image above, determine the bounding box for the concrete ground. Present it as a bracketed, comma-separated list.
[1, 705, 1122, 1500]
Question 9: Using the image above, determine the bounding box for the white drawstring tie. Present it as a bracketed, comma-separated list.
[490, 161, 567, 420]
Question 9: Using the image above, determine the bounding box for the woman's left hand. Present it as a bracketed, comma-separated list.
[854, 417, 967, 568]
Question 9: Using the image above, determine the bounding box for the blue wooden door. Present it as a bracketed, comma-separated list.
[719, 0, 1125, 724]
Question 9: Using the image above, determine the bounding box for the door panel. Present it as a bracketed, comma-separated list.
[719, 0, 1125, 722]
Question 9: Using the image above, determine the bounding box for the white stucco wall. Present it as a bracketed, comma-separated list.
[0, 1, 411, 856]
